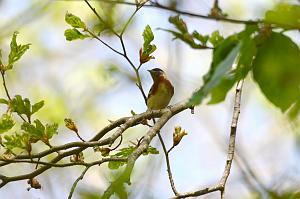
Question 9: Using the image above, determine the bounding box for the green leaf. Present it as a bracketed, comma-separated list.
[169, 15, 188, 33]
[209, 31, 224, 47]
[108, 145, 159, 170]
[45, 123, 59, 140]
[21, 120, 58, 144]
[3, 133, 31, 152]
[192, 31, 209, 45]
[208, 71, 236, 104]
[189, 36, 241, 106]
[10, 95, 31, 118]
[143, 25, 154, 49]
[0, 98, 8, 105]
[7, 31, 30, 70]
[31, 100, 44, 115]
[0, 114, 15, 134]
[140, 25, 157, 63]
[65, 12, 86, 29]
[253, 32, 300, 112]
[64, 29, 90, 41]
[208, 27, 258, 104]
[265, 3, 300, 30]
[236, 33, 257, 79]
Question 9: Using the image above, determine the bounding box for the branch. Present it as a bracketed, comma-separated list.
[1, 71, 27, 122]
[92, 0, 261, 25]
[68, 166, 90, 199]
[171, 80, 244, 198]
[0, 101, 191, 188]
[157, 133, 179, 195]
[101, 102, 191, 198]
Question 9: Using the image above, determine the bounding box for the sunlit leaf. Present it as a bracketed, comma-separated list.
[31, 100, 44, 115]
[169, 15, 188, 33]
[140, 25, 156, 64]
[265, 3, 300, 30]
[0, 98, 8, 105]
[209, 31, 224, 47]
[253, 32, 300, 112]
[65, 12, 86, 29]
[108, 145, 159, 170]
[0, 114, 15, 134]
[3, 133, 30, 152]
[10, 95, 31, 118]
[7, 31, 30, 70]
[21, 120, 58, 144]
[64, 29, 90, 41]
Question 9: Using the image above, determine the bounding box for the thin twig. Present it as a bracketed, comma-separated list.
[157, 133, 179, 196]
[1, 71, 27, 122]
[84, 0, 119, 36]
[85, 29, 123, 56]
[171, 80, 244, 198]
[68, 166, 90, 199]
[90, 0, 261, 25]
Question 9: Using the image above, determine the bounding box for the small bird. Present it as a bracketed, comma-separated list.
[147, 68, 174, 110]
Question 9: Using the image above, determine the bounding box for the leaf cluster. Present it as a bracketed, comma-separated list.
[108, 145, 159, 170]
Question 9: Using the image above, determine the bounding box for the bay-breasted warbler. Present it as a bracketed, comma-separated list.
[147, 68, 174, 110]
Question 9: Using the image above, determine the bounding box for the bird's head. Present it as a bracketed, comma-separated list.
[148, 68, 166, 81]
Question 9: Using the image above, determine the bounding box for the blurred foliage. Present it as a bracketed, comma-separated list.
[108, 145, 159, 170]
[265, 3, 300, 30]
[252, 32, 300, 113]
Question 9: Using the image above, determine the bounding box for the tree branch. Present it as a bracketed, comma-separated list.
[91, 0, 261, 25]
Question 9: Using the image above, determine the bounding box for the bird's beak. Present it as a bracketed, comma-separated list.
[147, 69, 152, 73]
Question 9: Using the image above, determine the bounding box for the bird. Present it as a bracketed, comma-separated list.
[147, 68, 174, 110]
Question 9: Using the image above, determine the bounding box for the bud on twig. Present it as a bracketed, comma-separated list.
[173, 126, 188, 147]
[70, 152, 84, 163]
[27, 178, 41, 191]
[64, 118, 85, 142]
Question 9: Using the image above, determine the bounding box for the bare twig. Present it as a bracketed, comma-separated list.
[157, 133, 179, 196]
[171, 80, 244, 198]
[90, 0, 261, 25]
[84, 0, 119, 36]
[1, 71, 27, 122]
[68, 166, 90, 199]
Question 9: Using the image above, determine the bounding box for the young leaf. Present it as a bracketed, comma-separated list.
[10, 95, 31, 118]
[108, 145, 159, 170]
[169, 15, 188, 33]
[7, 31, 31, 70]
[265, 3, 300, 30]
[31, 100, 44, 115]
[65, 12, 86, 29]
[64, 29, 90, 41]
[143, 25, 154, 49]
[0, 114, 15, 134]
[253, 32, 300, 112]
[21, 120, 58, 144]
[140, 25, 157, 64]
[3, 133, 31, 152]
[192, 31, 209, 45]
[209, 31, 224, 47]
[0, 98, 9, 105]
